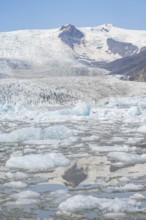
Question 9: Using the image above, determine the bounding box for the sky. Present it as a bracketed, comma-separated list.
[0, 0, 146, 32]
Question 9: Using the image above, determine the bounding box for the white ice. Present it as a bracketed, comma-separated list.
[108, 152, 146, 164]
[6, 153, 70, 171]
[4, 172, 28, 180]
[4, 181, 27, 188]
[58, 195, 99, 213]
[58, 195, 141, 214]
[11, 190, 40, 199]
[137, 125, 146, 133]
[53, 103, 91, 116]
[127, 106, 142, 116]
[8, 190, 40, 206]
[0, 125, 73, 142]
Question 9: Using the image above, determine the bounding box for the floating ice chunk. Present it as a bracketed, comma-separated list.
[53, 108, 71, 116]
[0, 104, 14, 113]
[9, 190, 40, 205]
[108, 152, 146, 164]
[5, 172, 28, 180]
[4, 181, 27, 188]
[4, 181, 27, 189]
[0, 125, 73, 142]
[130, 193, 145, 200]
[72, 103, 91, 116]
[53, 103, 91, 116]
[90, 145, 136, 153]
[119, 177, 129, 183]
[137, 125, 146, 133]
[121, 183, 143, 191]
[82, 135, 99, 142]
[58, 195, 99, 213]
[11, 190, 40, 200]
[6, 199, 39, 206]
[103, 212, 126, 219]
[108, 183, 143, 192]
[127, 106, 142, 116]
[6, 153, 70, 171]
[58, 195, 141, 214]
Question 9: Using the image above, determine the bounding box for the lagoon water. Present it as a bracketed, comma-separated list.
[0, 102, 146, 219]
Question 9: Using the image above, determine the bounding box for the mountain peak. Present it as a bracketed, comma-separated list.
[59, 24, 84, 49]
[60, 24, 75, 31]
[97, 23, 115, 32]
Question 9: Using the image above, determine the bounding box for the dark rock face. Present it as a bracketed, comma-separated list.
[105, 50, 146, 81]
[107, 38, 138, 57]
[140, 46, 146, 52]
[59, 24, 84, 49]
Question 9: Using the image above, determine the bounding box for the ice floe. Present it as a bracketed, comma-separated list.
[127, 106, 142, 116]
[53, 103, 91, 116]
[58, 195, 141, 214]
[58, 195, 99, 213]
[137, 125, 146, 133]
[107, 183, 144, 192]
[4, 181, 27, 188]
[90, 145, 137, 153]
[0, 125, 73, 142]
[130, 193, 145, 200]
[10, 190, 40, 200]
[6, 153, 70, 171]
[4, 172, 28, 180]
[7, 190, 40, 206]
[108, 152, 146, 164]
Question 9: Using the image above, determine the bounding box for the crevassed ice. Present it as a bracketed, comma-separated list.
[0, 125, 73, 142]
[6, 153, 70, 171]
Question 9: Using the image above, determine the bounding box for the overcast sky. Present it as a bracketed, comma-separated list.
[0, 0, 146, 31]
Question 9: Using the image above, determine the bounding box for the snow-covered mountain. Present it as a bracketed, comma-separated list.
[1, 24, 146, 79]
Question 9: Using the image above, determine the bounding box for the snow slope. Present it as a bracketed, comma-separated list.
[1, 24, 146, 77]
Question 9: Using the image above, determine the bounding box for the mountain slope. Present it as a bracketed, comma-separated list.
[0, 24, 146, 78]
[104, 50, 146, 81]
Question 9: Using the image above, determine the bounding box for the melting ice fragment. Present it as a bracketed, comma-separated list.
[137, 125, 146, 133]
[127, 106, 142, 116]
[7, 190, 40, 206]
[58, 195, 141, 214]
[4, 181, 27, 188]
[53, 103, 91, 116]
[71, 103, 91, 116]
[108, 152, 146, 164]
[0, 125, 73, 142]
[6, 153, 70, 171]
[10, 190, 40, 199]
[58, 195, 99, 213]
